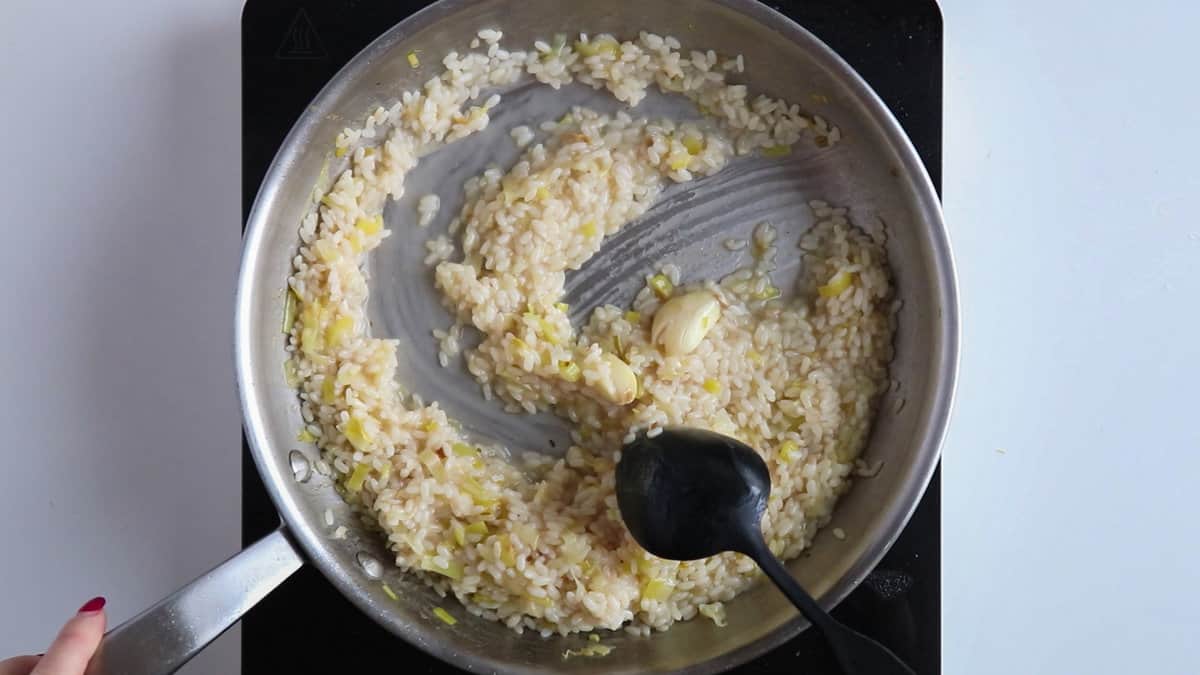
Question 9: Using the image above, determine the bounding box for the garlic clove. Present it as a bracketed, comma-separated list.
[651, 291, 722, 356]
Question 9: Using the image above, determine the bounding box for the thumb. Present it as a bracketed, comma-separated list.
[31, 598, 107, 675]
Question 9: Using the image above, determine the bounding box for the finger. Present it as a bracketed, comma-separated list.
[31, 598, 107, 675]
[0, 655, 42, 675]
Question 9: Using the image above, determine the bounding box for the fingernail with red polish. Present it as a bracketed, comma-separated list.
[78, 596, 106, 613]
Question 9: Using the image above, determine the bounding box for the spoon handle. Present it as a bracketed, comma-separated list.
[743, 536, 916, 675]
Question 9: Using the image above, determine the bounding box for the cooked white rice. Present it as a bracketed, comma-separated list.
[288, 30, 889, 638]
[510, 124, 535, 147]
[416, 193, 441, 227]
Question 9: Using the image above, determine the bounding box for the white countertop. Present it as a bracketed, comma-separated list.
[1, 1, 1197, 673]
[943, 1, 1200, 671]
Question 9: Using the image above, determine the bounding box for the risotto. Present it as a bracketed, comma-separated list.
[285, 29, 894, 637]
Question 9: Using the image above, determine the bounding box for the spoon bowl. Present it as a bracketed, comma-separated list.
[616, 427, 916, 675]
[616, 427, 771, 560]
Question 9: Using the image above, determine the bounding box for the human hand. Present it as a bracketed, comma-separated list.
[0, 598, 107, 675]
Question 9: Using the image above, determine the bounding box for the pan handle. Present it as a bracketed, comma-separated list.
[84, 527, 304, 675]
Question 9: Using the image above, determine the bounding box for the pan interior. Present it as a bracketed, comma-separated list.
[237, 1, 952, 672]
[371, 81, 859, 458]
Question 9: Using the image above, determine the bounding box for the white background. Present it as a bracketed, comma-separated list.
[1, 1, 1197, 674]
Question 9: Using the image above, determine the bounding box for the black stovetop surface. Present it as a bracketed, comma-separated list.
[241, 2, 941, 672]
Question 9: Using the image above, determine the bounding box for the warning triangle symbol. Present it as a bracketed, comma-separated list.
[275, 8, 328, 61]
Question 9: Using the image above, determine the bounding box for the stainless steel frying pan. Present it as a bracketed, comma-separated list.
[84, 0, 957, 672]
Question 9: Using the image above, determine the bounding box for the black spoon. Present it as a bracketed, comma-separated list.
[615, 427, 915, 675]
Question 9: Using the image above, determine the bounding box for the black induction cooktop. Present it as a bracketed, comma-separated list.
[241, 1, 942, 672]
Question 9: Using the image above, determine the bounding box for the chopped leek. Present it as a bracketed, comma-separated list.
[298, 300, 326, 356]
[755, 285, 781, 300]
[515, 523, 540, 548]
[421, 556, 464, 580]
[325, 314, 353, 348]
[418, 449, 445, 480]
[575, 38, 618, 57]
[524, 313, 559, 343]
[313, 239, 339, 263]
[642, 578, 674, 601]
[561, 533, 590, 565]
[818, 270, 854, 298]
[648, 274, 674, 299]
[762, 144, 791, 158]
[343, 416, 371, 451]
[563, 645, 613, 659]
[499, 538, 517, 567]
[283, 360, 300, 387]
[541, 34, 567, 62]
[558, 360, 581, 383]
[433, 607, 457, 625]
[346, 462, 371, 491]
[462, 477, 498, 506]
[355, 214, 383, 235]
[282, 289, 299, 334]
